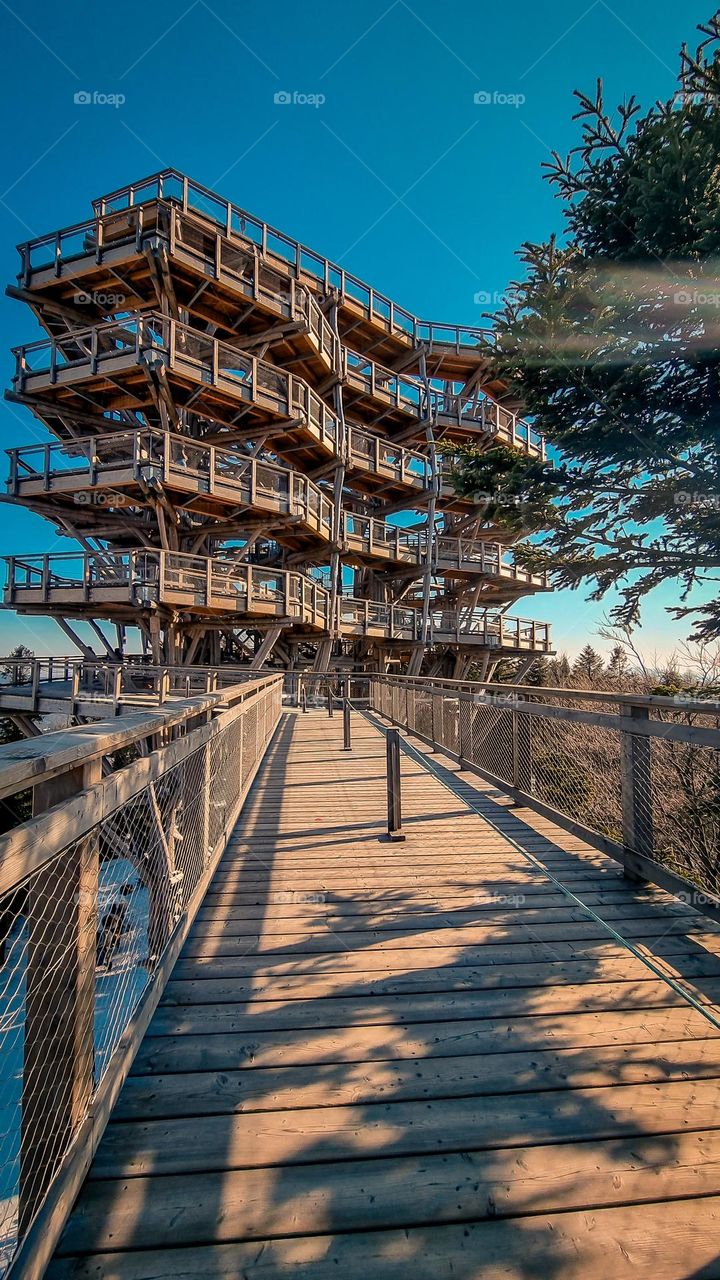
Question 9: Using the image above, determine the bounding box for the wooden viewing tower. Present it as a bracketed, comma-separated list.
[3, 170, 552, 678]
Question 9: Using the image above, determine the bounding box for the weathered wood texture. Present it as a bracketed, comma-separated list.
[49, 711, 720, 1279]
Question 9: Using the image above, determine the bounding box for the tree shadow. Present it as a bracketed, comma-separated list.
[47, 711, 720, 1279]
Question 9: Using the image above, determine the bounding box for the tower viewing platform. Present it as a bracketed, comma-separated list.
[4, 170, 552, 679]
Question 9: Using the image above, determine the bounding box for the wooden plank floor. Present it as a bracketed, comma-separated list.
[50, 709, 720, 1279]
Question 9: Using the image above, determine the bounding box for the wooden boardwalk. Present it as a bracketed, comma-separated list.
[49, 710, 720, 1279]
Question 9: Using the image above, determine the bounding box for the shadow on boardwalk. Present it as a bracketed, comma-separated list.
[48, 711, 720, 1279]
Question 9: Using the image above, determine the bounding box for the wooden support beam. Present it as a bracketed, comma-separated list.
[250, 626, 282, 670]
[511, 654, 538, 684]
[6, 712, 42, 739]
[86, 619, 117, 659]
[54, 618, 95, 659]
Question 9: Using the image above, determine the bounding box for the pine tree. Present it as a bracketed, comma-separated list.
[524, 655, 552, 686]
[606, 644, 630, 681]
[549, 653, 571, 684]
[455, 17, 720, 641]
[1, 644, 34, 683]
[573, 644, 604, 683]
[651, 664, 685, 696]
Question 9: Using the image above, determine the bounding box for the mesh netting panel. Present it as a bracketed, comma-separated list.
[528, 713, 623, 840]
[0, 686, 279, 1273]
[467, 704, 515, 784]
[650, 735, 720, 891]
[440, 696, 460, 755]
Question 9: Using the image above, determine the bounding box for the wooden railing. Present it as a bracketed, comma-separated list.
[369, 674, 720, 909]
[0, 656, 269, 717]
[18, 169, 495, 358]
[12, 312, 544, 456]
[0, 674, 283, 1278]
[4, 554, 553, 648]
[5, 433, 549, 592]
[6, 421, 440, 502]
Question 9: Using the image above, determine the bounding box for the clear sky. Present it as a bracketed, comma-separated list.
[0, 0, 710, 662]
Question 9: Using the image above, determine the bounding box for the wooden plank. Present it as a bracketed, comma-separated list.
[132, 1007, 715, 1075]
[178, 917, 720, 955]
[90, 1078, 720, 1178]
[186, 901, 693, 934]
[46, 1196, 720, 1280]
[144, 981, 709, 1039]
[56, 1129, 720, 1255]
[201, 864, 629, 883]
[115, 1037, 720, 1119]
[159, 952, 720, 1003]
[168, 934, 720, 979]
[191, 886, 685, 919]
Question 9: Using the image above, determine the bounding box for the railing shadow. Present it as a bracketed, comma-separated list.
[48, 711, 720, 1279]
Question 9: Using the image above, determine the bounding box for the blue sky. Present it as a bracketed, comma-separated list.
[0, 0, 710, 662]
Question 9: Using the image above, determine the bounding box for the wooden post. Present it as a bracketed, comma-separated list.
[620, 704, 654, 880]
[112, 665, 122, 713]
[459, 695, 469, 764]
[343, 699, 351, 751]
[385, 728, 405, 841]
[429, 691, 437, 750]
[301, 686, 308, 714]
[289, 672, 298, 708]
[20, 757, 102, 1237]
[327, 687, 333, 717]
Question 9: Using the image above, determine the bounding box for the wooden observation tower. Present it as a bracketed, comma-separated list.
[4, 170, 552, 677]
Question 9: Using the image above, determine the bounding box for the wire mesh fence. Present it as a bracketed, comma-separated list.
[284, 673, 372, 707]
[0, 676, 281, 1274]
[370, 676, 720, 896]
[649, 713, 720, 889]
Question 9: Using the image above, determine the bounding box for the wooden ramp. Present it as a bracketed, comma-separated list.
[49, 710, 720, 1279]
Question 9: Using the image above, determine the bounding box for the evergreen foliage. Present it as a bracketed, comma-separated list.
[455, 17, 720, 639]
